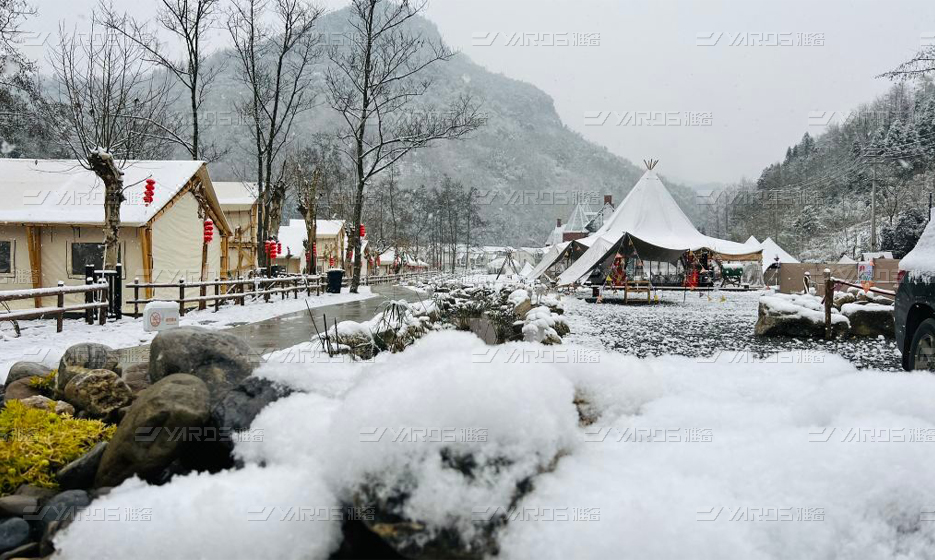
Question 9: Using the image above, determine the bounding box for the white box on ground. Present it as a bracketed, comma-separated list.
[143, 301, 180, 332]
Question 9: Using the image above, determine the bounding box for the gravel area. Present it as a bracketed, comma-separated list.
[562, 289, 902, 371]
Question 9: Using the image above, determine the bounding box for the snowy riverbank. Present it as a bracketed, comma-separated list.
[54, 330, 935, 559]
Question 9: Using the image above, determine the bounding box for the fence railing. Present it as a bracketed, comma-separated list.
[812, 270, 896, 340]
[0, 281, 110, 332]
[363, 272, 432, 286]
[127, 274, 325, 318]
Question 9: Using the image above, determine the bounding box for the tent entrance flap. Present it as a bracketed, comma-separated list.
[628, 235, 686, 264]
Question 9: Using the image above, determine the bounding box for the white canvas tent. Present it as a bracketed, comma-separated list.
[519, 262, 535, 278]
[838, 255, 858, 264]
[557, 168, 760, 285]
[760, 237, 799, 273]
[527, 235, 603, 281]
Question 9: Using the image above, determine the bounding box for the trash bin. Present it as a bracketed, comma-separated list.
[326, 269, 344, 293]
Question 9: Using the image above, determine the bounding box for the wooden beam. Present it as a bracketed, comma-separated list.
[139, 226, 153, 299]
[220, 235, 229, 281]
[24, 226, 42, 308]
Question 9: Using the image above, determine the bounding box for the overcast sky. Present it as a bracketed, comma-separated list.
[25, 0, 935, 185]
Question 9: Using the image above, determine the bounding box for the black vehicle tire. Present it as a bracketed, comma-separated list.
[907, 318, 935, 372]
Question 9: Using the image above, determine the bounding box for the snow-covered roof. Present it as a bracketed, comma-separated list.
[760, 237, 799, 272]
[900, 209, 935, 276]
[213, 181, 257, 209]
[545, 225, 565, 246]
[557, 170, 760, 285]
[862, 251, 894, 261]
[0, 159, 216, 227]
[277, 219, 347, 259]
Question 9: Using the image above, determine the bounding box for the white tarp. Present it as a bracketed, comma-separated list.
[760, 237, 799, 273]
[557, 170, 760, 285]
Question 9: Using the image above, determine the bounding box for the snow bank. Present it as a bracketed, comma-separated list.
[55, 464, 342, 560]
[759, 293, 848, 325]
[54, 330, 935, 559]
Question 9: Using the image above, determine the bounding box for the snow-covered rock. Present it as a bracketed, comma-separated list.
[841, 302, 895, 338]
[755, 293, 849, 338]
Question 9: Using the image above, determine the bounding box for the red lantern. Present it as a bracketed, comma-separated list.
[312, 242, 317, 256]
[203, 219, 214, 243]
[359, 224, 366, 238]
[277, 241, 282, 255]
[143, 178, 156, 206]
[329, 256, 335, 268]
[305, 251, 311, 262]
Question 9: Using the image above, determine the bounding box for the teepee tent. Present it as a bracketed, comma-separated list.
[838, 255, 857, 264]
[760, 237, 799, 272]
[519, 261, 535, 278]
[557, 164, 760, 285]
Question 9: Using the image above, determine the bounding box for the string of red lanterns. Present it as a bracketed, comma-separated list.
[143, 178, 156, 206]
[203, 219, 214, 243]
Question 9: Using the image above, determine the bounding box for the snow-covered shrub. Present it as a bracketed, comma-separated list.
[323, 331, 579, 558]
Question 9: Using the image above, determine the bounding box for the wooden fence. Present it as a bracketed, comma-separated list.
[127, 275, 326, 318]
[811, 270, 896, 339]
[0, 281, 110, 332]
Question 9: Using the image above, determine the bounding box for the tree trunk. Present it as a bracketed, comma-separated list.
[88, 151, 124, 269]
[350, 177, 364, 292]
[268, 195, 284, 243]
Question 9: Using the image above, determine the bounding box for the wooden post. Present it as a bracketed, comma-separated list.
[214, 278, 220, 312]
[199, 281, 207, 311]
[179, 279, 186, 316]
[133, 278, 140, 318]
[84, 275, 93, 324]
[824, 268, 832, 340]
[24, 225, 42, 308]
[56, 281, 64, 333]
[140, 226, 153, 300]
[99, 283, 106, 325]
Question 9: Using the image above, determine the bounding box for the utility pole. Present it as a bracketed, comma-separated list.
[870, 164, 877, 251]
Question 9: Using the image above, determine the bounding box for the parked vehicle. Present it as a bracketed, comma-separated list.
[896, 219, 935, 371]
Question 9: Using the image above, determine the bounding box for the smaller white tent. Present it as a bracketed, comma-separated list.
[520, 262, 535, 278]
[760, 237, 799, 273]
[838, 255, 858, 264]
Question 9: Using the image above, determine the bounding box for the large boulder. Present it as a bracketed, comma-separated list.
[4, 363, 50, 388]
[755, 294, 850, 338]
[63, 370, 134, 417]
[56, 343, 119, 395]
[94, 374, 211, 488]
[842, 303, 896, 338]
[0, 518, 29, 554]
[2, 378, 40, 403]
[149, 327, 255, 403]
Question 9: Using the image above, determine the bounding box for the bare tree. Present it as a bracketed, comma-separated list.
[326, 0, 484, 291]
[101, 0, 224, 160]
[46, 17, 176, 267]
[227, 0, 323, 264]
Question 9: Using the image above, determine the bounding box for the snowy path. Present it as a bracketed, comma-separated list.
[0, 287, 376, 381]
[562, 289, 902, 371]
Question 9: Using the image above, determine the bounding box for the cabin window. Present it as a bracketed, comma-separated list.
[70, 242, 105, 277]
[0, 240, 10, 274]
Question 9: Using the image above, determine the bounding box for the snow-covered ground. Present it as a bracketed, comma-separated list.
[0, 287, 374, 382]
[563, 289, 902, 371]
[55, 331, 935, 559]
